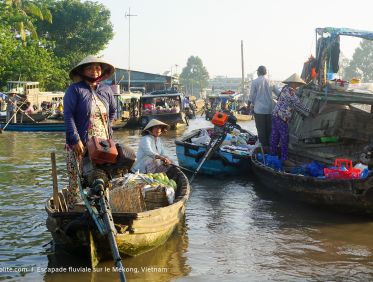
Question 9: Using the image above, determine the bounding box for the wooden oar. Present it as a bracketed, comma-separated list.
[50, 152, 60, 212]
[18, 107, 37, 123]
[0, 100, 28, 133]
[169, 163, 195, 173]
[189, 132, 226, 183]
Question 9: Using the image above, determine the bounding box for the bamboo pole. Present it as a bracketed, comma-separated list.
[51, 152, 60, 211]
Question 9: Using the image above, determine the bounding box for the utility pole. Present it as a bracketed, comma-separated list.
[241, 40, 246, 98]
[125, 8, 137, 92]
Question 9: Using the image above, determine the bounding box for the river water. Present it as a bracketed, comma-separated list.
[1, 117, 373, 281]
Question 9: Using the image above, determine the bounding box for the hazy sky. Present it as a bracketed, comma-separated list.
[97, 0, 371, 80]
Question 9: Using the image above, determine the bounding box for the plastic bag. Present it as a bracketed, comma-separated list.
[191, 129, 211, 145]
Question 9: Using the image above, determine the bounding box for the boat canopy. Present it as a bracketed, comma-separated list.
[313, 27, 373, 85]
[316, 27, 373, 41]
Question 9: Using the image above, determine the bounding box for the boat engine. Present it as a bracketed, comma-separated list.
[211, 112, 241, 137]
[81, 143, 136, 188]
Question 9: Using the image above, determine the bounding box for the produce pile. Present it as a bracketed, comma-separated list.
[142, 106, 181, 115]
[143, 172, 177, 189]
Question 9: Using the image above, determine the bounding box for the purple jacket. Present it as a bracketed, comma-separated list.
[63, 81, 116, 145]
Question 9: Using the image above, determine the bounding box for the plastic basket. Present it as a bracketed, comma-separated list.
[324, 158, 361, 179]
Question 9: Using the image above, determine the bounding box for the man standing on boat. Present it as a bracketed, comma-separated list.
[249, 66, 274, 152]
[5, 89, 20, 124]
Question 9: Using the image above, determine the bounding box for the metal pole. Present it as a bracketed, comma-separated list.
[125, 8, 137, 92]
[128, 8, 131, 92]
[241, 40, 245, 97]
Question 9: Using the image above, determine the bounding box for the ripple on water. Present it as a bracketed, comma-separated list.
[1, 119, 373, 281]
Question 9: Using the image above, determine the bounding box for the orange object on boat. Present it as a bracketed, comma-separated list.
[87, 136, 118, 165]
[211, 112, 228, 127]
[324, 158, 361, 179]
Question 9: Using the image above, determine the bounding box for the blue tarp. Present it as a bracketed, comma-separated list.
[316, 27, 373, 40]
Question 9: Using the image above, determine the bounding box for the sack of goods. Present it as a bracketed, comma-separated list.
[109, 172, 176, 213]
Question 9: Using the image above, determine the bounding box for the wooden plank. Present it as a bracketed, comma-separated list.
[50, 152, 60, 212]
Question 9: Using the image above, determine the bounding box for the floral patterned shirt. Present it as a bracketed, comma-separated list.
[272, 85, 310, 122]
[88, 93, 108, 138]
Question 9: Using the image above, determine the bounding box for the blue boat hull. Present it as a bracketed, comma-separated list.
[0, 122, 65, 132]
[175, 142, 251, 176]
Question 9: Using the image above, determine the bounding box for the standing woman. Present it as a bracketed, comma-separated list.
[270, 73, 312, 166]
[64, 55, 116, 210]
[249, 65, 274, 152]
[132, 119, 172, 173]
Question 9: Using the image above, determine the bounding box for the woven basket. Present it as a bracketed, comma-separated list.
[144, 185, 169, 210]
[109, 182, 146, 213]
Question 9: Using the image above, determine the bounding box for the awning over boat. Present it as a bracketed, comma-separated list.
[316, 27, 373, 41]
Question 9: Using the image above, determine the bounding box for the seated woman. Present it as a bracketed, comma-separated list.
[25, 101, 34, 115]
[132, 119, 172, 173]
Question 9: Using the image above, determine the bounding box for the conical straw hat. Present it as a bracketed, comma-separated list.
[69, 55, 115, 81]
[282, 73, 306, 85]
[143, 119, 170, 133]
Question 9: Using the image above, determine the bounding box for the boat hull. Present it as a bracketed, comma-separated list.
[0, 122, 65, 132]
[251, 151, 373, 215]
[45, 167, 190, 258]
[175, 129, 253, 176]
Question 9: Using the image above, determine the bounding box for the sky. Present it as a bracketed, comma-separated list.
[97, 0, 372, 81]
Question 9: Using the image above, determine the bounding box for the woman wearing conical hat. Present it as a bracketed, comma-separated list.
[132, 119, 172, 173]
[63, 55, 116, 209]
[270, 73, 314, 166]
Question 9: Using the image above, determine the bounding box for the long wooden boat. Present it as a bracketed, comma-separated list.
[45, 167, 190, 259]
[233, 112, 253, 121]
[0, 121, 65, 132]
[0, 111, 51, 123]
[175, 128, 257, 176]
[250, 148, 373, 215]
[139, 93, 188, 128]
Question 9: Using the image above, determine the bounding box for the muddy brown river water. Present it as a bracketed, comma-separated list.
[1, 117, 373, 281]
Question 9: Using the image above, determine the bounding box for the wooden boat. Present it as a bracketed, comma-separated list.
[250, 147, 373, 215]
[139, 93, 188, 128]
[0, 111, 51, 123]
[45, 166, 190, 259]
[233, 112, 253, 121]
[203, 92, 247, 121]
[0, 121, 65, 132]
[175, 128, 257, 175]
[112, 92, 141, 129]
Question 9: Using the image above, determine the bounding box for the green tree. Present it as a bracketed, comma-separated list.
[4, 0, 52, 43]
[344, 40, 373, 82]
[180, 56, 209, 96]
[0, 40, 68, 90]
[35, 0, 114, 69]
[0, 20, 66, 90]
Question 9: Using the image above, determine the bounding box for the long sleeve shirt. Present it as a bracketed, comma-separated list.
[249, 75, 274, 114]
[63, 81, 116, 145]
[272, 85, 310, 122]
[132, 135, 166, 172]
